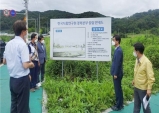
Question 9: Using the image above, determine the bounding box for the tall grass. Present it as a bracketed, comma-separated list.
[43, 35, 159, 112]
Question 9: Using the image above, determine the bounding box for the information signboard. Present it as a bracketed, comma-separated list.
[50, 17, 111, 61]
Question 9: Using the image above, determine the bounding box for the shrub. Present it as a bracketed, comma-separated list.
[0, 36, 12, 42]
[145, 45, 159, 68]
[44, 36, 159, 112]
[46, 59, 114, 82]
[43, 76, 133, 113]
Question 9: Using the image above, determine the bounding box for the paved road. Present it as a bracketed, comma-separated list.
[0, 65, 43, 113]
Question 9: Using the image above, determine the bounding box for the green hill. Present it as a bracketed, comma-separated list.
[1, 9, 159, 34]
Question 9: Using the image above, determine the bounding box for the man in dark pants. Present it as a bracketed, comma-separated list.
[28, 33, 40, 91]
[132, 43, 155, 113]
[110, 35, 124, 111]
[3, 20, 34, 113]
[37, 35, 47, 85]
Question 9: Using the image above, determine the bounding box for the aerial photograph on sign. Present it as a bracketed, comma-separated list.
[53, 27, 86, 58]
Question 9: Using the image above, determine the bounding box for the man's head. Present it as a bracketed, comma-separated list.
[38, 35, 45, 44]
[31, 33, 37, 42]
[13, 20, 27, 38]
[133, 43, 144, 57]
[112, 35, 121, 46]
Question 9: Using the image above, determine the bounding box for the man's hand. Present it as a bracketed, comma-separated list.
[114, 75, 117, 79]
[38, 62, 40, 66]
[132, 80, 134, 86]
[147, 89, 151, 97]
[30, 62, 34, 68]
[29, 75, 31, 81]
[23, 61, 34, 69]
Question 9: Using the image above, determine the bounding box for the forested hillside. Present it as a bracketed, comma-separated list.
[1, 9, 159, 35]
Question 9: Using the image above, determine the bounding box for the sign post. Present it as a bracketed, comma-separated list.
[62, 61, 64, 77]
[96, 61, 99, 81]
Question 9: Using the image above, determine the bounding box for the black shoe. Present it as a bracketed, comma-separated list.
[119, 105, 124, 110]
[111, 106, 120, 111]
[111, 105, 115, 109]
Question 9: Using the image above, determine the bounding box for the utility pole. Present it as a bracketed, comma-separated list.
[35, 19, 36, 32]
[28, 19, 36, 32]
[37, 18, 38, 33]
[46, 21, 48, 34]
[24, 0, 28, 41]
[39, 13, 40, 34]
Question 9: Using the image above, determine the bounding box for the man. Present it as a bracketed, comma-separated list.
[3, 20, 34, 113]
[110, 35, 124, 111]
[37, 35, 47, 85]
[132, 43, 155, 113]
[28, 33, 40, 91]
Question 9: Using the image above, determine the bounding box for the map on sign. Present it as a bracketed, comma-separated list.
[3, 9, 10, 17]
[53, 27, 86, 58]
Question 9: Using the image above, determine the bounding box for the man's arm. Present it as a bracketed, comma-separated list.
[3, 51, 6, 65]
[21, 45, 34, 69]
[146, 61, 155, 96]
[132, 60, 137, 85]
[3, 58, 6, 65]
[23, 62, 34, 69]
[114, 50, 123, 77]
[37, 42, 40, 52]
[44, 44, 47, 60]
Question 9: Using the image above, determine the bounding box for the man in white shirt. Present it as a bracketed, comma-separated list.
[3, 20, 34, 113]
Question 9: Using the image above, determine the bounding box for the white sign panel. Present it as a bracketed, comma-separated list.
[50, 17, 111, 61]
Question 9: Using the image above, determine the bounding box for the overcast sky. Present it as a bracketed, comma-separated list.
[0, 0, 159, 18]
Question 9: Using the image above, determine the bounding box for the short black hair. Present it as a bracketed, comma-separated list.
[31, 33, 37, 40]
[38, 35, 44, 41]
[13, 20, 27, 36]
[133, 43, 145, 54]
[113, 35, 121, 44]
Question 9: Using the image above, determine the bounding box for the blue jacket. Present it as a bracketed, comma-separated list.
[37, 41, 47, 64]
[110, 46, 123, 77]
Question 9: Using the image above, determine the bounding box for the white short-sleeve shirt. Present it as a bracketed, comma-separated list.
[4, 36, 30, 78]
